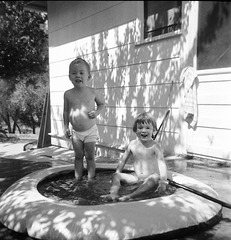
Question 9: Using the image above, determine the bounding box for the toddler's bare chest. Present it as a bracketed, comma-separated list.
[69, 95, 94, 108]
[132, 145, 157, 159]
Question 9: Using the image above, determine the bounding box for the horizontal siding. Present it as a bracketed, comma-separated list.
[50, 106, 179, 133]
[47, 1, 231, 160]
[48, 1, 123, 33]
[197, 105, 231, 130]
[50, 102, 180, 155]
[49, 44, 180, 78]
[187, 128, 231, 160]
[48, 1, 137, 46]
[50, 84, 180, 108]
[187, 72, 231, 160]
[47, 1, 189, 155]
[97, 124, 180, 155]
[187, 127, 231, 150]
[48, 20, 137, 63]
[49, 59, 180, 100]
[198, 81, 231, 104]
[99, 107, 179, 128]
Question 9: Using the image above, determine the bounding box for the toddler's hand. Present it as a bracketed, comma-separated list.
[65, 129, 71, 139]
[88, 110, 97, 119]
[156, 182, 167, 194]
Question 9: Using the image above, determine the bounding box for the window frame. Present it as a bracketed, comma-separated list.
[135, 1, 182, 46]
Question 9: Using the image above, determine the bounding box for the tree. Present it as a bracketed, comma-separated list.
[0, 1, 48, 80]
[0, 1, 49, 133]
[10, 73, 49, 133]
[0, 80, 13, 132]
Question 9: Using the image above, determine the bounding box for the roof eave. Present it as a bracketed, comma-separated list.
[24, 1, 47, 13]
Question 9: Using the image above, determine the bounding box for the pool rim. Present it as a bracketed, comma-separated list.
[0, 163, 222, 240]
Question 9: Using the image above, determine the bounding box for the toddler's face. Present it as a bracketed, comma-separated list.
[136, 122, 155, 142]
[69, 62, 89, 87]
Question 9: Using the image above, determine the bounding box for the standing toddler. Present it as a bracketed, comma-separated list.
[63, 57, 105, 181]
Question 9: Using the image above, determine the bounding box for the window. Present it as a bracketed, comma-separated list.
[197, 2, 231, 70]
[143, 1, 182, 39]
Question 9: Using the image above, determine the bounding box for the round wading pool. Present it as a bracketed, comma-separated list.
[37, 168, 177, 206]
[0, 164, 222, 240]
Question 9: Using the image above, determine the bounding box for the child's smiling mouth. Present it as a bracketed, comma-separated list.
[141, 133, 148, 137]
[75, 79, 82, 83]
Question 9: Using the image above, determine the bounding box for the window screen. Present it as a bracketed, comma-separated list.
[144, 1, 182, 39]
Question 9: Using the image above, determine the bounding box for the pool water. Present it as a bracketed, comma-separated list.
[0, 157, 230, 240]
[38, 169, 176, 205]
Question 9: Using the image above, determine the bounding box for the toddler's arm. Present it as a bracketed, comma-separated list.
[155, 143, 167, 181]
[63, 92, 70, 138]
[88, 89, 105, 119]
[156, 144, 168, 193]
[116, 145, 132, 173]
[158, 155, 167, 181]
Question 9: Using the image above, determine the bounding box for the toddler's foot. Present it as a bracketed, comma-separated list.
[87, 177, 96, 183]
[100, 193, 119, 202]
[100, 194, 112, 201]
[73, 178, 82, 184]
[118, 195, 132, 202]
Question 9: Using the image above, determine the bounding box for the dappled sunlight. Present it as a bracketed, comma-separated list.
[78, 210, 107, 237]
[49, 12, 188, 154]
[70, 105, 89, 120]
[0, 146, 75, 164]
[1, 1, 228, 238]
[0, 164, 223, 239]
[91, 19, 183, 152]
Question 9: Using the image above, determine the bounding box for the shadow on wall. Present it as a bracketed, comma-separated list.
[50, 2, 196, 155]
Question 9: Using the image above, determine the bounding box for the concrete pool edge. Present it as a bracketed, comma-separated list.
[0, 164, 222, 240]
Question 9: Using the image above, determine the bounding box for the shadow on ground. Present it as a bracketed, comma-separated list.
[0, 158, 54, 240]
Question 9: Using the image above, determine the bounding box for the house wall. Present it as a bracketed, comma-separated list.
[47, 1, 231, 161]
[187, 69, 231, 160]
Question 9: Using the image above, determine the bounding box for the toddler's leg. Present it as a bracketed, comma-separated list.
[84, 142, 96, 180]
[101, 172, 137, 201]
[119, 173, 159, 201]
[72, 137, 84, 181]
[109, 172, 122, 199]
[100, 173, 121, 201]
